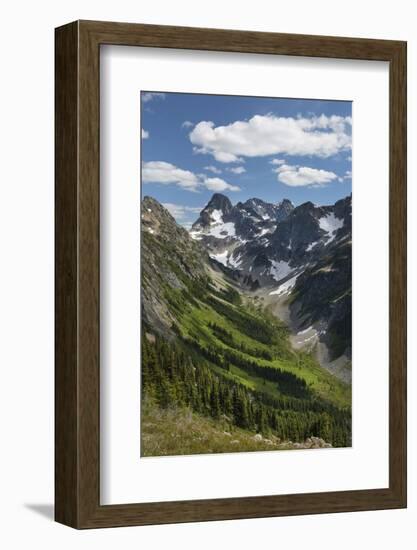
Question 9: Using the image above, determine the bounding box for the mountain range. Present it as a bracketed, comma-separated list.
[189, 192, 352, 373]
[141, 193, 352, 455]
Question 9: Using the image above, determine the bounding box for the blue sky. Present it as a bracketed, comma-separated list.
[141, 91, 352, 228]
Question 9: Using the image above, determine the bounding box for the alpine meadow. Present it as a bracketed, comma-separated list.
[140, 92, 352, 457]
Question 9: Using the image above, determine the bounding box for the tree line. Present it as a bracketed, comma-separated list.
[208, 322, 273, 360]
[186, 332, 310, 400]
[142, 333, 351, 447]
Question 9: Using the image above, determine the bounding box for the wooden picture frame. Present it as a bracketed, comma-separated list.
[55, 20, 407, 528]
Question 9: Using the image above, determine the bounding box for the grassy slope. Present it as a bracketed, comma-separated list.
[173, 285, 350, 409]
[141, 398, 302, 457]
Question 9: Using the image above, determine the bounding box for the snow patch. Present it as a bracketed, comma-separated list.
[210, 209, 223, 223]
[318, 213, 344, 244]
[269, 272, 300, 295]
[191, 215, 236, 239]
[208, 222, 236, 239]
[210, 250, 228, 266]
[269, 260, 292, 282]
[189, 229, 203, 240]
[210, 249, 242, 269]
[306, 241, 319, 252]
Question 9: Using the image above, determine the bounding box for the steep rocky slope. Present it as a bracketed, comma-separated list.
[141, 196, 209, 338]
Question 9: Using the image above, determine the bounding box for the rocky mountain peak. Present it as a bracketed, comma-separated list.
[237, 197, 294, 222]
[294, 201, 316, 215]
[275, 198, 295, 221]
[278, 198, 294, 208]
[191, 193, 234, 233]
[276, 198, 295, 217]
[142, 195, 187, 239]
[206, 193, 233, 214]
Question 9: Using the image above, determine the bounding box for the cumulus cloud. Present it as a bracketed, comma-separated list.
[270, 158, 285, 165]
[204, 165, 222, 174]
[204, 177, 240, 192]
[273, 163, 339, 187]
[189, 114, 352, 162]
[142, 161, 240, 192]
[182, 120, 194, 129]
[142, 161, 200, 191]
[142, 92, 166, 103]
[162, 203, 202, 219]
[141, 129, 149, 139]
[228, 166, 246, 174]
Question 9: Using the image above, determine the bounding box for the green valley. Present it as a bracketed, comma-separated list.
[141, 196, 351, 456]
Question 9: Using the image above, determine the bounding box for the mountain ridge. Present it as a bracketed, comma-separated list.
[188, 192, 352, 365]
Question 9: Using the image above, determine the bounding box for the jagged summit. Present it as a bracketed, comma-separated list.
[277, 198, 294, 207]
[191, 193, 295, 244]
[205, 193, 233, 213]
[189, 191, 350, 287]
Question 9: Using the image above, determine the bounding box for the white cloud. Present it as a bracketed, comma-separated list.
[142, 161, 240, 192]
[189, 114, 352, 162]
[162, 203, 202, 219]
[228, 166, 246, 174]
[141, 129, 149, 139]
[142, 161, 200, 191]
[204, 177, 240, 192]
[270, 158, 285, 165]
[142, 92, 166, 103]
[204, 165, 222, 174]
[344, 170, 352, 179]
[182, 120, 194, 129]
[274, 163, 339, 187]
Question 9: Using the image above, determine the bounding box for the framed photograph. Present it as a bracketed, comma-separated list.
[55, 20, 407, 528]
